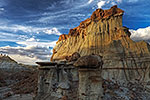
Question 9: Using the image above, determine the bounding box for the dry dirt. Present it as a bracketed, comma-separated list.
[0, 70, 38, 100]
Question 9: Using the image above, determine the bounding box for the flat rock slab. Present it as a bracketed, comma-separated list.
[36, 62, 57, 66]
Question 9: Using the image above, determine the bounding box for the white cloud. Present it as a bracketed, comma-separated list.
[44, 27, 61, 35]
[0, 45, 54, 65]
[88, 0, 94, 4]
[10, 54, 44, 65]
[0, 31, 57, 64]
[0, 25, 61, 36]
[0, 8, 4, 11]
[130, 26, 150, 41]
[26, 38, 37, 42]
[116, 0, 122, 3]
[17, 40, 57, 47]
[0, 29, 58, 65]
[127, 0, 138, 3]
[111, 2, 116, 5]
[97, 0, 106, 8]
[96, 0, 125, 8]
[0, 32, 28, 42]
[18, 35, 29, 41]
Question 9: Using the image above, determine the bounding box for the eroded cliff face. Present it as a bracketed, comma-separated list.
[51, 5, 150, 62]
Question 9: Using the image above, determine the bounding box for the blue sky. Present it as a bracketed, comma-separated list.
[0, 0, 150, 64]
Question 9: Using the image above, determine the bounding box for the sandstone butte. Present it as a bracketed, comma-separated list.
[51, 5, 150, 68]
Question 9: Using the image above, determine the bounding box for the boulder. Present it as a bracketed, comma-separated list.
[74, 54, 103, 68]
[65, 52, 80, 62]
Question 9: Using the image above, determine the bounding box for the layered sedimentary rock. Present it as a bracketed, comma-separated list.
[78, 69, 103, 100]
[51, 5, 150, 82]
[52, 5, 150, 61]
[35, 62, 79, 100]
[36, 59, 104, 100]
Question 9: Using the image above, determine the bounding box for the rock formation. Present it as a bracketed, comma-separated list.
[74, 54, 103, 68]
[51, 5, 150, 81]
[51, 5, 150, 60]
[35, 5, 150, 100]
[65, 52, 80, 62]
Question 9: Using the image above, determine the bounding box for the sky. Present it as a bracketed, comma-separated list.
[0, 0, 150, 64]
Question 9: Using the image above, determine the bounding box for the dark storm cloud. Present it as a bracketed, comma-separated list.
[0, 0, 94, 35]
[2, 0, 90, 24]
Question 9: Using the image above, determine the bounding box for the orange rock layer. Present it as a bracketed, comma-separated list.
[56, 5, 124, 43]
[91, 5, 124, 21]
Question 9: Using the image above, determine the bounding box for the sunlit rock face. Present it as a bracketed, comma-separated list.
[51, 5, 150, 62]
[51, 5, 150, 81]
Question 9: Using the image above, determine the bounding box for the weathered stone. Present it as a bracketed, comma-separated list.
[78, 69, 103, 100]
[58, 82, 70, 90]
[36, 62, 57, 66]
[74, 54, 103, 68]
[65, 52, 80, 62]
[56, 34, 69, 44]
[91, 5, 124, 21]
[35, 64, 78, 100]
[60, 96, 68, 100]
